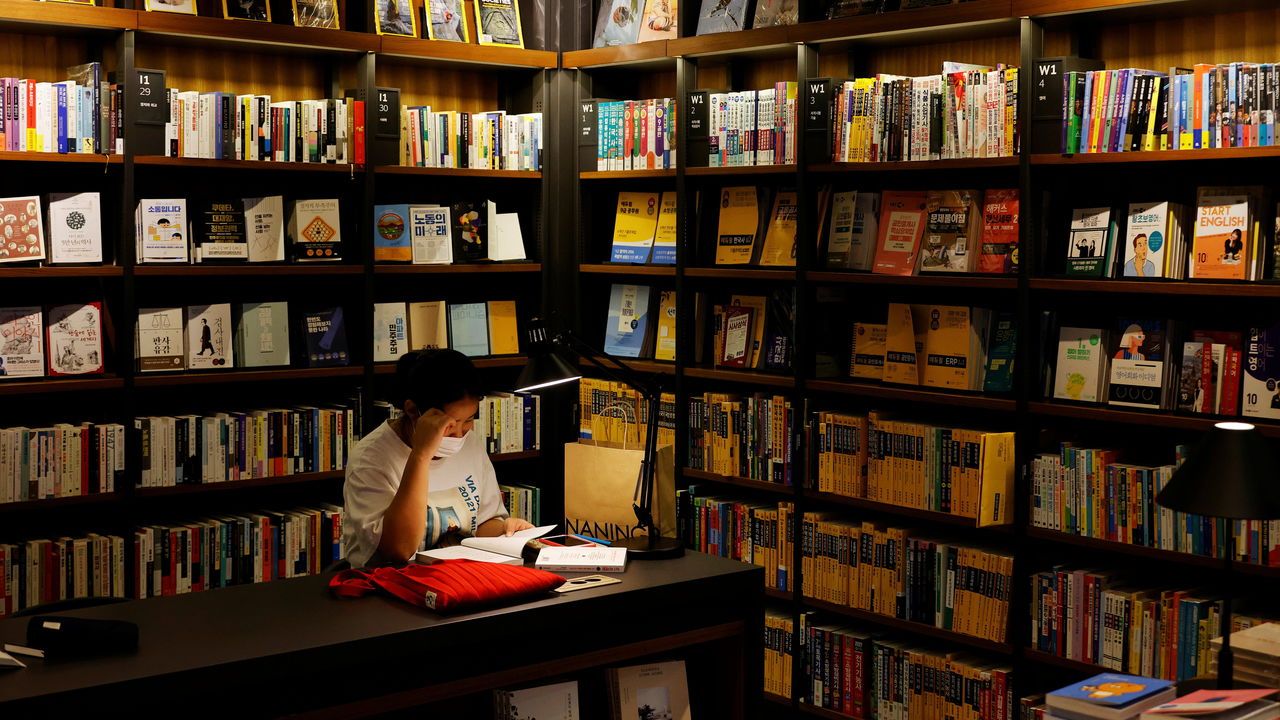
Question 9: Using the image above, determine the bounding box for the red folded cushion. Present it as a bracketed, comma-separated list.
[329, 560, 565, 611]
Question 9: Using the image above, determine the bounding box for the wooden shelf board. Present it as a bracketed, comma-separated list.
[802, 597, 1014, 656]
[562, 40, 673, 69]
[378, 35, 556, 68]
[794, 0, 1015, 46]
[668, 25, 794, 59]
[135, 264, 362, 277]
[1030, 278, 1280, 297]
[135, 156, 359, 173]
[807, 271, 1017, 289]
[579, 264, 675, 277]
[684, 367, 796, 388]
[682, 468, 794, 496]
[1032, 147, 1280, 165]
[806, 380, 1017, 412]
[1020, 648, 1107, 675]
[135, 12, 377, 53]
[0, 492, 118, 514]
[490, 450, 541, 463]
[0, 1, 136, 32]
[799, 704, 857, 720]
[578, 357, 676, 376]
[375, 165, 542, 179]
[374, 263, 541, 274]
[685, 267, 796, 280]
[685, 164, 798, 176]
[134, 367, 363, 387]
[809, 156, 1018, 173]
[0, 376, 124, 396]
[579, 169, 676, 180]
[1026, 527, 1280, 578]
[764, 587, 792, 603]
[0, 265, 123, 278]
[802, 489, 1012, 531]
[764, 692, 792, 707]
[374, 356, 527, 374]
[0, 150, 120, 165]
[1028, 401, 1280, 438]
[134, 470, 345, 498]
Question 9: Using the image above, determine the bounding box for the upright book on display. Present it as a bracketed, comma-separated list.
[408, 301, 448, 351]
[289, 198, 342, 261]
[0, 307, 44, 378]
[1244, 322, 1280, 420]
[1066, 206, 1117, 277]
[244, 195, 286, 263]
[919, 189, 982, 273]
[186, 303, 234, 370]
[0, 196, 44, 264]
[448, 302, 491, 357]
[302, 307, 349, 367]
[714, 186, 761, 265]
[136, 307, 185, 372]
[236, 301, 291, 367]
[47, 192, 102, 264]
[373, 302, 408, 362]
[610, 191, 659, 263]
[1053, 326, 1108, 403]
[604, 283, 651, 358]
[136, 199, 189, 263]
[1107, 318, 1171, 410]
[871, 191, 927, 275]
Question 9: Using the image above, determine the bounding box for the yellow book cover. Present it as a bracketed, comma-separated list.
[715, 186, 760, 265]
[651, 192, 677, 264]
[407, 301, 447, 350]
[882, 304, 918, 385]
[920, 305, 973, 390]
[485, 300, 519, 355]
[850, 322, 887, 381]
[758, 190, 798, 267]
[977, 431, 1015, 527]
[609, 191, 660, 264]
[1192, 189, 1254, 280]
[655, 290, 676, 361]
[729, 294, 767, 368]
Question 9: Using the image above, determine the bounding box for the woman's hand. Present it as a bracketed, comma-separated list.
[503, 517, 534, 536]
[410, 408, 456, 458]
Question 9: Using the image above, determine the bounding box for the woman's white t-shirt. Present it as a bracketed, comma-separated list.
[342, 421, 507, 568]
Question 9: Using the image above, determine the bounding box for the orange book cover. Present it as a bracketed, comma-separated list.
[871, 191, 927, 275]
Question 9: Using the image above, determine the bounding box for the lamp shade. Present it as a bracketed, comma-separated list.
[515, 349, 580, 393]
[1155, 422, 1280, 520]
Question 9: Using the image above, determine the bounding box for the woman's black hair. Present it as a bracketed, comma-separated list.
[393, 349, 484, 412]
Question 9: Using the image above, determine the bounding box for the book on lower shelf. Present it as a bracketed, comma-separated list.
[46, 302, 104, 376]
[0, 306, 45, 378]
[576, 378, 675, 450]
[0, 422, 124, 503]
[301, 307, 349, 367]
[675, 488, 793, 592]
[493, 680, 580, 720]
[687, 392, 794, 485]
[607, 660, 691, 720]
[582, 97, 676, 172]
[0, 534, 126, 618]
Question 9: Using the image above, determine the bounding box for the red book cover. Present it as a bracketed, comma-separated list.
[718, 305, 754, 369]
[25, 81, 35, 145]
[871, 190, 927, 275]
[1222, 347, 1242, 416]
[0, 545, 7, 616]
[353, 100, 365, 166]
[264, 516, 275, 583]
[979, 188, 1020, 274]
[852, 636, 867, 718]
[1199, 340, 1215, 413]
[842, 629, 853, 716]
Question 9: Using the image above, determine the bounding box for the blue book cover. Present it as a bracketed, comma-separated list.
[1049, 673, 1174, 707]
[303, 307, 349, 367]
[603, 283, 651, 358]
[448, 302, 490, 357]
[373, 204, 412, 262]
[79, 86, 93, 153]
[55, 83, 68, 154]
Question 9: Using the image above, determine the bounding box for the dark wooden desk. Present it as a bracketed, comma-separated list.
[0, 553, 763, 719]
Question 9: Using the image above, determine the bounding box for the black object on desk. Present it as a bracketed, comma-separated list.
[27, 616, 138, 660]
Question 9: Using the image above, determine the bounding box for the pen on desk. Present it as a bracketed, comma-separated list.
[572, 534, 610, 545]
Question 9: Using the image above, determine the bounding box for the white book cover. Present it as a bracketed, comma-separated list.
[0, 196, 45, 264]
[373, 302, 408, 362]
[825, 190, 857, 268]
[1244, 323, 1280, 420]
[490, 212, 527, 261]
[186, 303, 233, 370]
[0, 306, 44, 378]
[610, 660, 691, 720]
[237, 301, 290, 368]
[137, 199, 189, 263]
[1123, 202, 1170, 278]
[244, 195, 286, 263]
[495, 681, 580, 720]
[136, 307, 185, 373]
[534, 546, 627, 573]
[46, 303, 103, 376]
[1053, 327, 1107, 403]
[849, 192, 881, 271]
[47, 192, 102, 264]
[408, 205, 452, 265]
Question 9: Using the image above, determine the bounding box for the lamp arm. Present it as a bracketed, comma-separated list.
[553, 332, 661, 400]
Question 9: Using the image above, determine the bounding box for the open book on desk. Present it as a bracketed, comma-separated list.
[414, 524, 556, 566]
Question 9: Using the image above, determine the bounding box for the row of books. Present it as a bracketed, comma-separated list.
[686, 84, 799, 167]
[822, 64, 1020, 163]
[476, 392, 542, 455]
[800, 516, 1014, 643]
[1030, 444, 1280, 567]
[1028, 671, 1280, 720]
[135, 403, 358, 488]
[687, 392, 795, 484]
[398, 107, 541, 171]
[1054, 61, 1280, 154]
[137, 303, 349, 372]
[583, 97, 678, 171]
[1049, 319, 1280, 419]
[132, 505, 344, 599]
[850, 307, 1016, 393]
[575, 378, 676, 451]
[803, 621, 1016, 720]
[813, 411, 1015, 524]
[607, 191, 676, 264]
[372, 201, 527, 264]
[0, 535, 126, 618]
[603, 284, 675, 360]
[708, 186, 799, 267]
[1028, 569, 1275, 682]
[708, 290, 794, 371]
[0, 423, 125, 504]
[674, 489, 794, 592]
[0, 193, 100, 265]
[497, 662, 691, 720]
[765, 608, 798, 701]
[0, 63, 120, 155]
[164, 91, 362, 165]
[136, 197, 342, 264]
[372, 299, 521, 361]
[0, 304, 104, 378]
[498, 483, 540, 525]
[1066, 188, 1269, 281]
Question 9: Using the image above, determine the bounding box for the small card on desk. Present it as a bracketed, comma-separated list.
[554, 574, 623, 593]
[535, 546, 627, 573]
[0, 650, 26, 670]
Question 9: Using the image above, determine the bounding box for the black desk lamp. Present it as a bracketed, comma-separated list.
[515, 320, 684, 560]
[1155, 421, 1280, 689]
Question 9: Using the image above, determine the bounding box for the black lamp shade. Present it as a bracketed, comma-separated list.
[1155, 422, 1280, 520]
[515, 350, 580, 393]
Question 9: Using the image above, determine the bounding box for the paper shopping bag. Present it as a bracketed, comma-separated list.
[563, 441, 677, 542]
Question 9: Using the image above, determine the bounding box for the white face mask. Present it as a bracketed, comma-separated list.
[434, 431, 469, 458]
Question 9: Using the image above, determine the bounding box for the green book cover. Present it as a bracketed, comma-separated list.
[983, 313, 1017, 393]
[1065, 207, 1116, 276]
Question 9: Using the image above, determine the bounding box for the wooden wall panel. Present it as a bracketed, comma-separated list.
[377, 61, 499, 111]
[135, 44, 336, 97]
[819, 35, 1020, 78]
[1076, 7, 1280, 70]
[0, 33, 115, 81]
[696, 58, 797, 90]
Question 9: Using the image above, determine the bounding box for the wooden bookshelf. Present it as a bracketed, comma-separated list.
[373, 263, 541, 274]
[579, 264, 676, 277]
[0, 151, 120, 165]
[763, 692, 793, 708]
[682, 468, 793, 496]
[374, 166, 543, 179]
[764, 588, 792, 603]
[377, 35, 557, 68]
[799, 704, 855, 720]
[1026, 526, 1280, 578]
[373, 356, 528, 374]
[490, 451, 541, 463]
[134, 12, 377, 54]
[1031, 147, 1280, 165]
[667, 25, 794, 60]
[802, 489, 1011, 531]
[133, 367, 364, 388]
[134, 470, 345, 498]
[0, 376, 125, 396]
[579, 169, 676, 180]
[803, 597, 1015, 656]
[685, 267, 796, 281]
[1020, 648, 1106, 676]
[562, 40, 673, 69]
[134, 264, 363, 277]
[134, 156, 360, 173]
[809, 157, 1019, 173]
[1028, 401, 1280, 438]
[685, 164, 798, 177]
[0, 0, 136, 32]
[0, 492, 118, 515]
[683, 367, 796, 389]
[807, 272, 1017, 289]
[578, 357, 677, 375]
[1030, 278, 1280, 297]
[806, 380, 1018, 412]
[0, 265, 123, 278]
